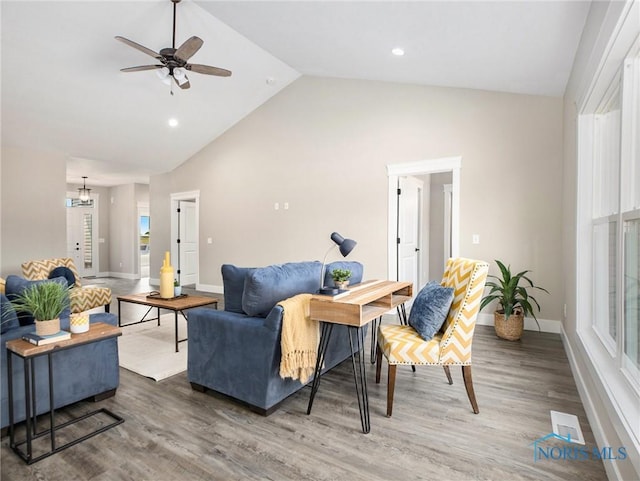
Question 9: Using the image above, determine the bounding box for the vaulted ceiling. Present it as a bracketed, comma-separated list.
[1, 1, 591, 187]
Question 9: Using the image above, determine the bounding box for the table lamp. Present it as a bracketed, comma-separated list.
[318, 232, 357, 295]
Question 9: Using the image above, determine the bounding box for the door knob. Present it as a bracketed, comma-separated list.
[415, 248, 420, 252]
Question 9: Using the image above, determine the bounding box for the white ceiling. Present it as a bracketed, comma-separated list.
[1, 1, 591, 187]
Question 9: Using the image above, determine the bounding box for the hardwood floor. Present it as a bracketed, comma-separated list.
[1, 278, 607, 480]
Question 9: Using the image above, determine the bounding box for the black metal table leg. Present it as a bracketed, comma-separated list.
[370, 317, 381, 364]
[8, 350, 15, 453]
[348, 326, 370, 434]
[307, 322, 333, 414]
[48, 353, 55, 452]
[118, 299, 122, 327]
[175, 310, 179, 352]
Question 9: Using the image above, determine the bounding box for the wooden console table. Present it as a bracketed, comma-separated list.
[306, 280, 412, 433]
[6, 322, 124, 464]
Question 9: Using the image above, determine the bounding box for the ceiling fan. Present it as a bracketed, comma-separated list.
[115, 0, 231, 91]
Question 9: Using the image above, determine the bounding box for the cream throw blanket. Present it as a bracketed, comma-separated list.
[278, 293, 318, 383]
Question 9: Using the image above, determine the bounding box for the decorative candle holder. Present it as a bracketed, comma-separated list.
[70, 312, 90, 334]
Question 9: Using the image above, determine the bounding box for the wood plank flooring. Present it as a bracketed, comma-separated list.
[1, 278, 608, 480]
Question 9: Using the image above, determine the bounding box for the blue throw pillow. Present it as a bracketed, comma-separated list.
[1, 293, 19, 333]
[242, 262, 322, 318]
[408, 281, 454, 341]
[49, 266, 76, 287]
[5, 275, 70, 326]
[324, 261, 364, 287]
[221, 265, 254, 314]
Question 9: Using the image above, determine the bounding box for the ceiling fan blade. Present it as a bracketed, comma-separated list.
[120, 65, 163, 72]
[174, 36, 204, 62]
[187, 64, 232, 77]
[115, 36, 162, 60]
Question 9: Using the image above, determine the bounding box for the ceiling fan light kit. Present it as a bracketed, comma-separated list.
[116, 0, 231, 92]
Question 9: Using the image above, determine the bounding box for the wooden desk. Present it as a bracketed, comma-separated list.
[6, 323, 124, 464]
[306, 280, 412, 433]
[117, 293, 218, 352]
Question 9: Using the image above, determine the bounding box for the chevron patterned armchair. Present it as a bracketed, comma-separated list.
[375, 257, 489, 417]
[22, 257, 112, 314]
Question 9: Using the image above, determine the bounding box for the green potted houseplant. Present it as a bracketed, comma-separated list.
[331, 268, 352, 290]
[174, 279, 181, 297]
[480, 260, 548, 341]
[11, 281, 70, 336]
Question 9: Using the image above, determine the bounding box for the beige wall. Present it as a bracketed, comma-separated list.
[1, 146, 67, 275]
[151, 76, 564, 321]
[109, 184, 135, 276]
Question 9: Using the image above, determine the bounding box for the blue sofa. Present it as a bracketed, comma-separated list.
[187, 260, 364, 414]
[1, 275, 120, 430]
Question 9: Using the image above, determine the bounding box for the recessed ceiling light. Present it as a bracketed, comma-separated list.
[391, 47, 405, 56]
[168, 118, 179, 128]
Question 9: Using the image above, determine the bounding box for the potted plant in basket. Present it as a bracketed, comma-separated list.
[331, 268, 352, 290]
[11, 281, 70, 336]
[480, 260, 548, 341]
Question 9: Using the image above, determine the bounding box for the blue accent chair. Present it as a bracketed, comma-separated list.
[187, 260, 364, 415]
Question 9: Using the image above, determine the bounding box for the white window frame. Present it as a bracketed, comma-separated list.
[575, 1, 640, 455]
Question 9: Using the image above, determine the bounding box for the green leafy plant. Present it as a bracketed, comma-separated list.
[331, 268, 352, 283]
[11, 282, 70, 321]
[174, 279, 180, 287]
[480, 260, 548, 331]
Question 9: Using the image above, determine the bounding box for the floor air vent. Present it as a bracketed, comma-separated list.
[550, 410, 585, 445]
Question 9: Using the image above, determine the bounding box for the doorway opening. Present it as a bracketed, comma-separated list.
[138, 203, 150, 279]
[170, 191, 200, 289]
[66, 192, 99, 278]
[387, 157, 461, 286]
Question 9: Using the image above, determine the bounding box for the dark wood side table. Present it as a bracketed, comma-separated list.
[306, 280, 412, 433]
[117, 293, 218, 352]
[6, 322, 124, 464]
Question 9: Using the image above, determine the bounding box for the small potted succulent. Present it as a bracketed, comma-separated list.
[174, 279, 181, 297]
[480, 260, 548, 341]
[11, 281, 70, 335]
[331, 268, 352, 290]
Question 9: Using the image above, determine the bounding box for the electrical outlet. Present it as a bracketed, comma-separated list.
[472, 234, 480, 244]
[274, 202, 279, 210]
[284, 202, 289, 210]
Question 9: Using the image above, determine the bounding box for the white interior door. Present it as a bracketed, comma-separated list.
[397, 176, 423, 299]
[179, 201, 197, 286]
[66, 196, 97, 277]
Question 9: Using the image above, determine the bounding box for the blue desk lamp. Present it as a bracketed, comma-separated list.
[318, 232, 357, 295]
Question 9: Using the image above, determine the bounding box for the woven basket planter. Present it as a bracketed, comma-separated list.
[494, 310, 524, 341]
[35, 317, 61, 336]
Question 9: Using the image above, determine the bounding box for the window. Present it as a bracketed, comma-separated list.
[577, 19, 640, 444]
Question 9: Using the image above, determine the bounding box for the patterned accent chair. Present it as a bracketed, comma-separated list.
[21, 258, 111, 313]
[375, 258, 489, 416]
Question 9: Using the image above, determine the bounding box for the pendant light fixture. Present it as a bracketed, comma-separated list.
[78, 176, 91, 202]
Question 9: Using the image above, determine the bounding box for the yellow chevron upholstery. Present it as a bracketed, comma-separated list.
[21, 257, 111, 314]
[376, 258, 489, 416]
[377, 325, 442, 364]
[0, 277, 5, 295]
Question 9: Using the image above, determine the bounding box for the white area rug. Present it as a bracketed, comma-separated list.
[118, 314, 188, 381]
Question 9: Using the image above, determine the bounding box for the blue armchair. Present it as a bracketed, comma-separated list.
[187, 260, 364, 414]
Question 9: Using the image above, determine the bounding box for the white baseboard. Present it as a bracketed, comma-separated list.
[476, 313, 561, 334]
[106, 272, 139, 280]
[196, 283, 223, 294]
